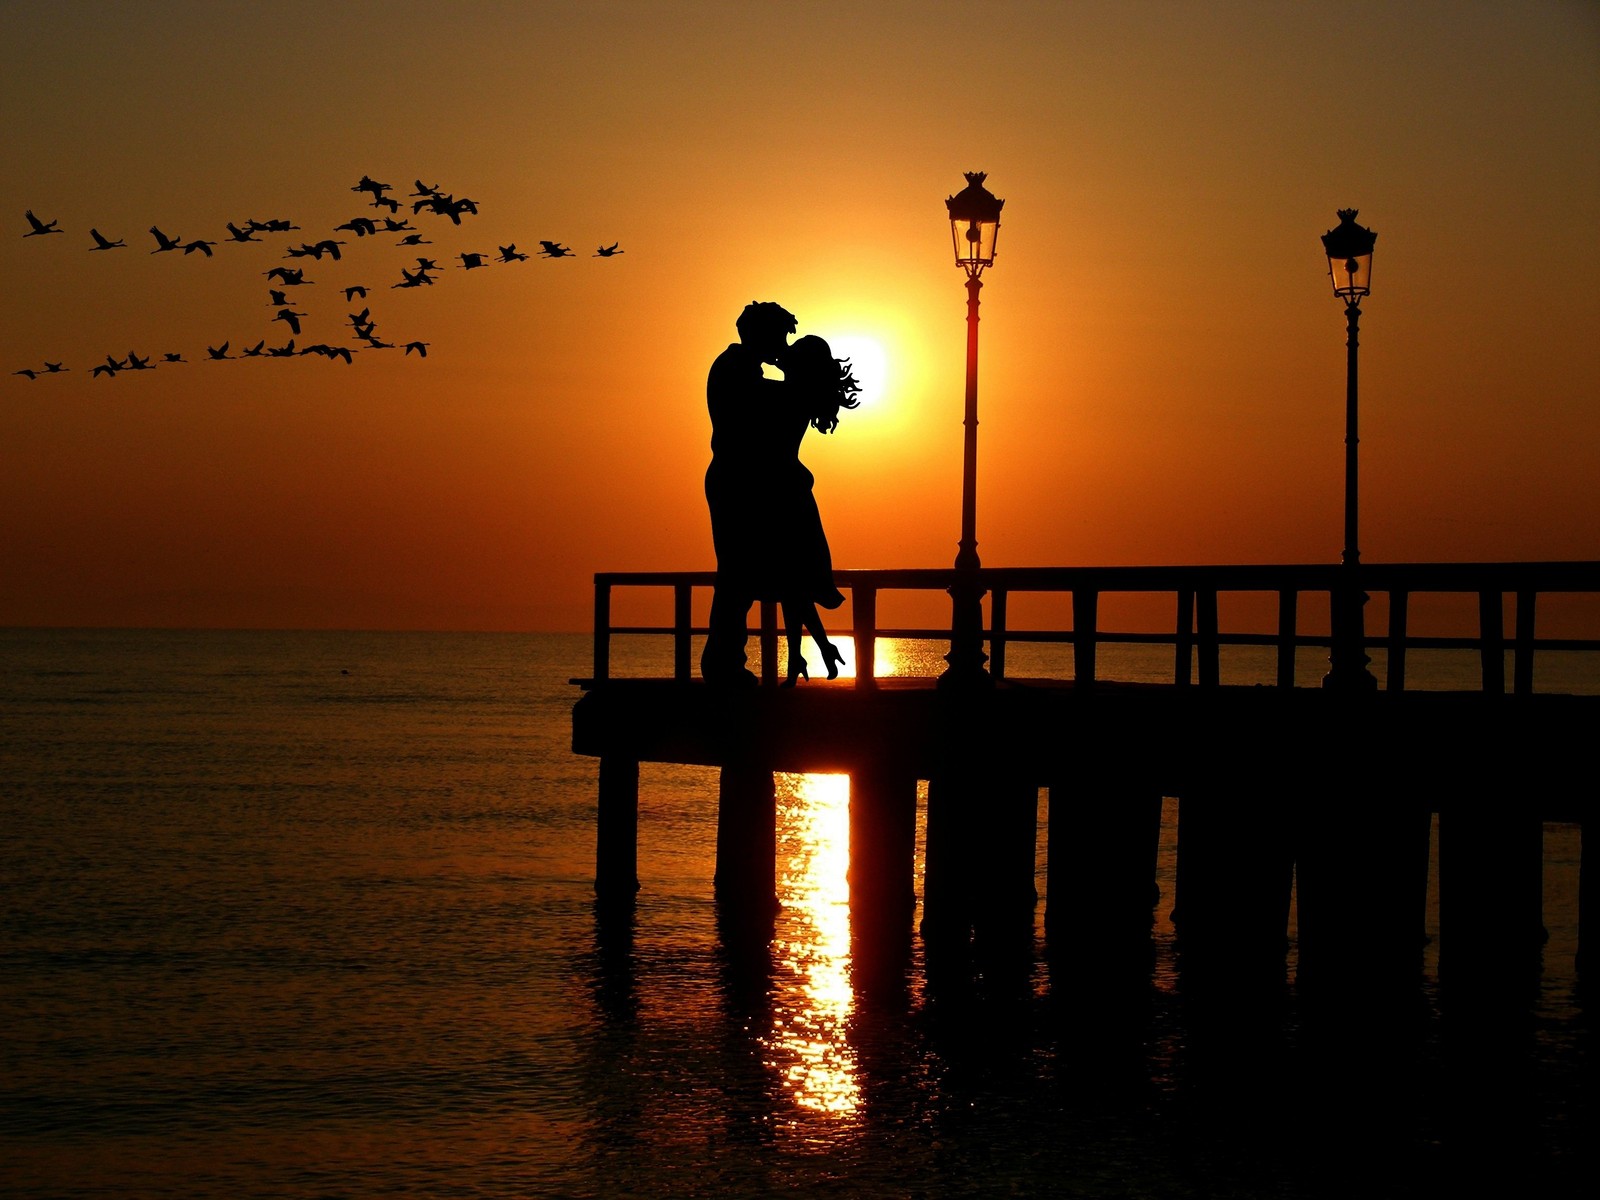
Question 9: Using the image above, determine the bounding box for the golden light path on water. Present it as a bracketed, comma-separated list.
[761, 640, 945, 1124]
[766, 770, 860, 1119]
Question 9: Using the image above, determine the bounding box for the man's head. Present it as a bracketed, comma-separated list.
[735, 301, 797, 363]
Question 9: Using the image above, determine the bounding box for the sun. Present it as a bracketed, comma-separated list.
[819, 333, 889, 411]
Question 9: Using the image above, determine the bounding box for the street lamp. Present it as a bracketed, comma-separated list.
[940, 171, 1004, 687]
[1320, 208, 1378, 691]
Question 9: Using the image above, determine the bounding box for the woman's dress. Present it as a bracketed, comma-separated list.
[764, 401, 845, 610]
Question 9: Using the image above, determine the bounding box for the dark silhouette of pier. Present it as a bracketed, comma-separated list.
[573, 561, 1598, 995]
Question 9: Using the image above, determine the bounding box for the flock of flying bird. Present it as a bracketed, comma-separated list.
[13, 175, 624, 381]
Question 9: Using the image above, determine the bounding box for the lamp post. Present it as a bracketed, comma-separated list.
[940, 171, 1004, 688]
[1320, 208, 1379, 691]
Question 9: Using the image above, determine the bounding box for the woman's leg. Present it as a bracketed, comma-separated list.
[781, 600, 808, 685]
[800, 602, 846, 679]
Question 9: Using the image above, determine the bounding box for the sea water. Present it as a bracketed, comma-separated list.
[0, 628, 1591, 1197]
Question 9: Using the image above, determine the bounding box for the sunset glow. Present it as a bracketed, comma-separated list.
[2, 3, 1595, 632]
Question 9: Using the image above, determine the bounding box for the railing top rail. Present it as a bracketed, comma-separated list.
[597, 561, 1600, 592]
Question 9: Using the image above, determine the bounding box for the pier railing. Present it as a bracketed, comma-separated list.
[590, 562, 1600, 693]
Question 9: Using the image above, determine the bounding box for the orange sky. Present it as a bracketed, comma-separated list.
[3, 1, 1597, 631]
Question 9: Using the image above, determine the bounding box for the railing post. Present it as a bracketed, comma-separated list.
[593, 577, 612, 684]
[990, 588, 1008, 681]
[1197, 589, 1220, 688]
[1514, 590, 1536, 696]
[673, 583, 693, 682]
[1276, 589, 1298, 688]
[1479, 590, 1506, 695]
[1072, 589, 1099, 687]
[1387, 589, 1409, 693]
[759, 599, 779, 687]
[852, 585, 878, 690]
[1175, 589, 1194, 686]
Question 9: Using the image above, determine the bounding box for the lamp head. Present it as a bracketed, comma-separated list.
[947, 171, 1004, 276]
[1321, 208, 1376, 301]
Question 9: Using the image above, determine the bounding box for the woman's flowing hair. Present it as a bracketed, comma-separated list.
[784, 335, 862, 434]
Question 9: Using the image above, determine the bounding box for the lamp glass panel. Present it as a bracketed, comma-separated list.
[1327, 252, 1372, 297]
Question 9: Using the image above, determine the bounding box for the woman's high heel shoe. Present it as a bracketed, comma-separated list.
[820, 644, 846, 680]
[782, 655, 809, 687]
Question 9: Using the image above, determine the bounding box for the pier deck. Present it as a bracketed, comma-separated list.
[573, 674, 1596, 818]
[573, 562, 1599, 978]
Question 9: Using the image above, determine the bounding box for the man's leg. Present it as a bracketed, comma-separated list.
[702, 581, 753, 682]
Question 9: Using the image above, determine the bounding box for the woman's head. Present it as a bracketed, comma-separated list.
[782, 335, 862, 433]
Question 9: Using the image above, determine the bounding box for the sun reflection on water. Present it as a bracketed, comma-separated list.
[779, 635, 951, 682]
[766, 771, 861, 1119]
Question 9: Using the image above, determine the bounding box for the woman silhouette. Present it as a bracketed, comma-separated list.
[773, 334, 861, 685]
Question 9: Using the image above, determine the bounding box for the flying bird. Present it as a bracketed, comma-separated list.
[241, 340, 266, 357]
[594, 243, 624, 257]
[124, 352, 153, 371]
[267, 340, 296, 357]
[264, 267, 310, 285]
[24, 210, 62, 237]
[391, 267, 432, 289]
[226, 222, 261, 242]
[538, 241, 573, 257]
[459, 252, 487, 269]
[371, 196, 401, 213]
[381, 218, 414, 232]
[206, 342, 232, 360]
[416, 193, 477, 223]
[352, 175, 391, 199]
[43, 362, 67, 373]
[273, 309, 306, 335]
[182, 239, 217, 256]
[302, 343, 354, 364]
[335, 217, 378, 237]
[91, 362, 120, 378]
[409, 180, 441, 198]
[395, 233, 432, 246]
[497, 244, 529, 263]
[88, 228, 126, 250]
[149, 226, 183, 253]
[268, 289, 290, 306]
[14, 368, 38, 379]
[162, 352, 186, 363]
[343, 285, 368, 301]
[404, 341, 430, 357]
[247, 218, 300, 232]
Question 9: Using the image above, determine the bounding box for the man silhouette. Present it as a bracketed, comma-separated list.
[701, 301, 797, 684]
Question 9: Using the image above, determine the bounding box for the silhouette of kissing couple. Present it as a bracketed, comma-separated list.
[701, 302, 862, 687]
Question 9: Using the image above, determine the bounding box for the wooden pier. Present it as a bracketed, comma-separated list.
[573, 562, 1599, 989]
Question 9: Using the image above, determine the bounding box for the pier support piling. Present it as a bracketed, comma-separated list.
[971, 778, 1040, 954]
[847, 767, 918, 928]
[1295, 791, 1431, 998]
[1045, 785, 1161, 953]
[595, 756, 640, 903]
[1440, 802, 1545, 992]
[1173, 785, 1294, 976]
[714, 765, 779, 920]
[923, 769, 1036, 949]
[922, 771, 976, 944]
